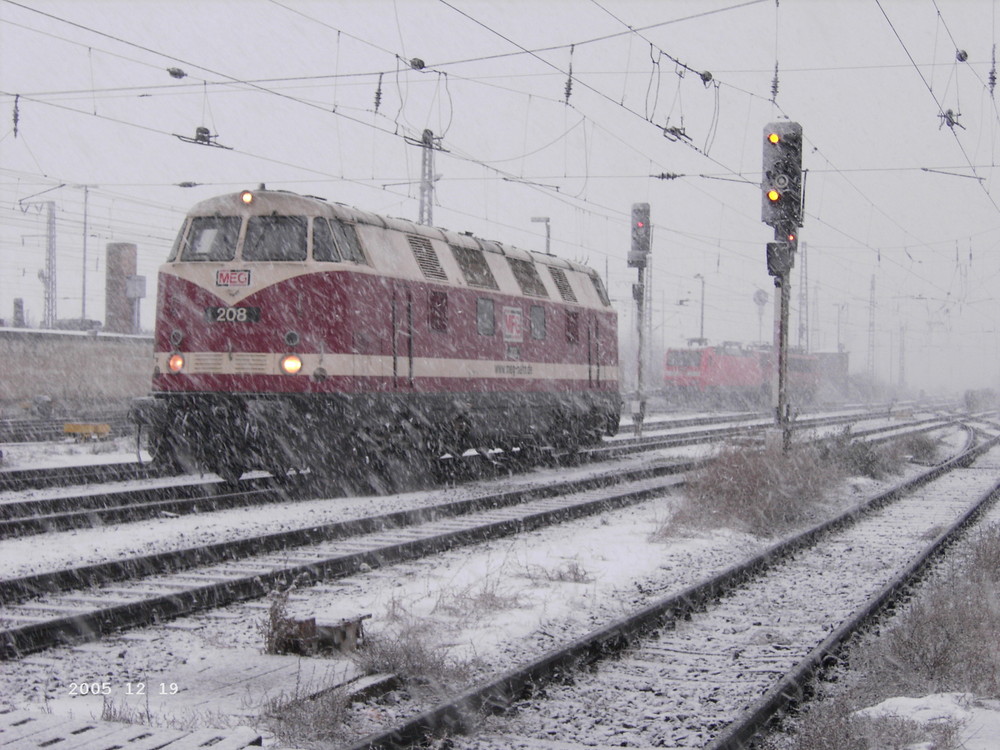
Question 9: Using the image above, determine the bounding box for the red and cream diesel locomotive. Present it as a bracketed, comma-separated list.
[131, 188, 620, 481]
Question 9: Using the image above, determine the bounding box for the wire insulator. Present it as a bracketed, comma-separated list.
[564, 44, 574, 104]
[990, 45, 997, 98]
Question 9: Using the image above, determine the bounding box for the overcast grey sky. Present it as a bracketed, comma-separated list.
[2, 0, 999, 394]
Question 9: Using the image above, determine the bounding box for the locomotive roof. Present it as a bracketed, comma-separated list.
[188, 189, 598, 278]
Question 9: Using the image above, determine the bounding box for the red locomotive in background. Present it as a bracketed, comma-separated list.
[131, 188, 620, 481]
[662, 341, 822, 408]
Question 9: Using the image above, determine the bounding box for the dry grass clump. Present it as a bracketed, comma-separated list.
[663, 442, 842, 537]
[353, 623, 475, 691]
[522, 560, 594, 584]
[862, 579, 1000, 697]
[260, 688, 353, 749]
[782, 694, 962, 750]
[432, 577, 524, 621]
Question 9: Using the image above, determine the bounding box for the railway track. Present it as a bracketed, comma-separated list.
[337, 424, 1000, 750]
[0, 405, 910, 494]
[0, 474, 307, 539]
[0, 412, 955, 658]
[0, 409, 951, 538]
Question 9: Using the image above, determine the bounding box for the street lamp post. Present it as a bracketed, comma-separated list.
[531, 216, 551, 254]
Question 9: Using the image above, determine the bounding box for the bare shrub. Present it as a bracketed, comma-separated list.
[819, 432, 904, 479]
[964, 523, 1000, 585]
[258, 588, 298, 655]
[895, 432, 941, 464]
[662, 442, 841, 537]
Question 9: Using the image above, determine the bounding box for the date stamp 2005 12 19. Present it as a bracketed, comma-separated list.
[68, 682, 180, 697]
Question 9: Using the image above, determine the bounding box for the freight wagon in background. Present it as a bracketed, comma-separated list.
[0, 328, 153, 419]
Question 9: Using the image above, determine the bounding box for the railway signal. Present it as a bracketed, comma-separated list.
[761, 121, 803, 453]
[761, 122, 803, 229]
[627, 202, 651, 436]
[628, 202, 651, 268]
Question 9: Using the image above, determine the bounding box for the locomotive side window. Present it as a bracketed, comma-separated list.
[451, 245, 499, 289]
[590, 274, 611, 306]
[430, 291, 448, 332]
[312, 218, 341, 262]
[507, 258, 549, 298]
[180, 217, 241, 261]
[667, 350, 702, 367]
[566, 311, 580, 345]
[243, 216, 307, 261]
[530, 305, 546, 340]
[476, 298, 495, 336]
[332, 221, 366, 263]
[167, 220, 187, 261]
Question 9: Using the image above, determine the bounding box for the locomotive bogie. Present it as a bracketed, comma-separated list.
[139, 189, 620, 481]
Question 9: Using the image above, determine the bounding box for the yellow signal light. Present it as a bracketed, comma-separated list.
[767, 188, 781, 202]
[767, 132, 781, 145]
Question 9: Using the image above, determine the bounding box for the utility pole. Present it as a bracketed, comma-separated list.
[867, 276, 876, 386]
[797, 241, 809, 351]
[21, 201, 59, 328]
[695, 273, 705, 342]
[44, 201, 56, 328]
[81, 186, 89, 320]
[418, 129, 437, 226]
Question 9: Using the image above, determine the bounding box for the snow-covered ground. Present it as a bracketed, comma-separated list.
[2, 422, 994, 749]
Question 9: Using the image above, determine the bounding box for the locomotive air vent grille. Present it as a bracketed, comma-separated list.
[232, 353, 270, 373]
[190, 353, 225, 372]
[507, 258, 549, 298]
[450, 244, 499, 289]
[548, 267, 577, 303]
[407, 235, 449, 282]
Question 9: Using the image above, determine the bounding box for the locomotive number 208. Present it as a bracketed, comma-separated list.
[205, 306, 261, 323]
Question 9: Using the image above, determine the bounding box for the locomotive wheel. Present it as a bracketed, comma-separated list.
[211, 455, 246, 484]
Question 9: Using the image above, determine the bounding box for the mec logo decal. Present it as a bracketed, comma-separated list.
[216, 269, 251, 287]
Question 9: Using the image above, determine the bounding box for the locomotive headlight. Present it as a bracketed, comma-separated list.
[280, 354, 303, 375]
[240, 190, 254, 205]
[168, 353, 185, 373]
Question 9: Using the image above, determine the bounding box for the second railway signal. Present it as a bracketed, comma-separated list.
[628, 202, 650, 268]
[761, 121, 803, 229]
